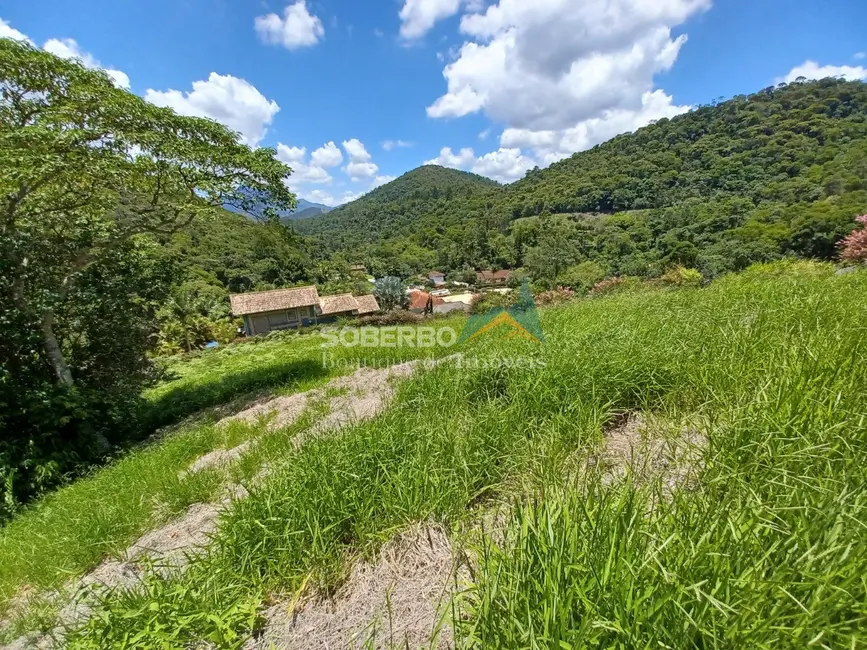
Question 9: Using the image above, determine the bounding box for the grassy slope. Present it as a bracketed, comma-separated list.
[0, 322, 464, 627]
[50, 261, 867, 648]
[4, 264, 867, 648]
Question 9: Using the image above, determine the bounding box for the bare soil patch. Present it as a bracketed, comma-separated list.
[248, 524, 460, 650]
[3, 358, 455, 649]
[594, 412, 706, 497]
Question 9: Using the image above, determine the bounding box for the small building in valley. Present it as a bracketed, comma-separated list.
[230, 287, 380, 335]
[408, 289, 445, 314]
[476, 269, 512, 286]
[428, 271, 446, 287]
[318, 293, 380, 322]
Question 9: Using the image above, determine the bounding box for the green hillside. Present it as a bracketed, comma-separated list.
[294, 166, 501, 274]
[296, 79, 867, 282]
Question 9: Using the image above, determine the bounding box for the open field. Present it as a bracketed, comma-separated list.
[2, 262, 866, 648]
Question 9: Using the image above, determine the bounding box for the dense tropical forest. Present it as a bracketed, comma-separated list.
[299, 78, 867, 284]
[2, 34, 867, 519]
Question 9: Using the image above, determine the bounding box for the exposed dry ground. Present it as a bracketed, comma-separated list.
[248, 524, 460, 650]
[245, 412, 707, 650]
[5, 373, 706, 650]
[593, 411, 707, 499]
[2, 358, 452, 650]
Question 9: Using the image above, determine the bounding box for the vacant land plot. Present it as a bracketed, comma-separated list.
[2, 262, 866, 649]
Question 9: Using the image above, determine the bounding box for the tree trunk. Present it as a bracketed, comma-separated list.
[41, 309, 74, 386]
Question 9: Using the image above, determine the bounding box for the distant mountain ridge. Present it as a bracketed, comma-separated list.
[280, 199, 333, 223]
[293, 165, 500, 246]
[291, 79, 867, 280]
[224, 194, 333, 222]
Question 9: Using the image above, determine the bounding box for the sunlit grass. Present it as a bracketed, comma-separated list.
[5, 262, 867, 648]
[0, 320, 464, 634]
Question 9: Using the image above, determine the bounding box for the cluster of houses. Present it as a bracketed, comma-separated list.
[427, 269, 512, 287]
[230, 268, 514, 336]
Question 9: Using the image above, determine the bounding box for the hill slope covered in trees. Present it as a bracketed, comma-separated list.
[295, 165, 500, 268]
[298, 79, 867, 282]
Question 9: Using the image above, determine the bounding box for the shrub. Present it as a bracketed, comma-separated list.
[534, 288, 576, 306]
[471, 292, 515, 315]
[839, 215, 867, 263]
[589, 276, 642, 296]
[659, 266, 703, 287]
[359, 310, 422, 326]
[557, 261, 606, 293]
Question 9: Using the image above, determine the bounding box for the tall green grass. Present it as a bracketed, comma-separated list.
[460, 263, 867, 648]
[8, 262, 867, 648]
[0, 321, 462, 636]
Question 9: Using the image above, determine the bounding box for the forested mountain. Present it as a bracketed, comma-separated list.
[296, 165, 499, 245]
[5, 35, 867, 517]
[284, 206, 327, 221]
[280, 198, 332, 221]
[296, 79, 867, 282]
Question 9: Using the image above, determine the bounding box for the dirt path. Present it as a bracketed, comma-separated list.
[2, 357, 455, 650]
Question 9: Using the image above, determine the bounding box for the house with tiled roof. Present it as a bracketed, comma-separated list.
[476, 269, 512, 286]
[408, 289, 445, 314]
[428, 271, 446, 287]
[230, 287, 379, 335]
[354, 294, 380, 315]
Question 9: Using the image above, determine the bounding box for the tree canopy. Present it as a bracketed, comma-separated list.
[0, 38, 296, 515]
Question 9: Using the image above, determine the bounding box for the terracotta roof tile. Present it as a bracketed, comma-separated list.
[230, 286, 320, 316]
[354, 294, 380, 314]
[409, 290, 444, 311]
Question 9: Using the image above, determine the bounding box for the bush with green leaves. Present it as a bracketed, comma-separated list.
[659, 265, 703, 287]
[373, 276, 409, 311]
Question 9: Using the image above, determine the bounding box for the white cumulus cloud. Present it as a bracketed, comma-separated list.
[310, 141, 343, 167]
[145, 73, 279, 147]
[0, 18, 34, 44]
[501, 88, 689, 164]
[276, 144, 307, 163]
[345, 161, 379, 180]
[777, 60, 867, 84]
[281, 138, 386, 189]
[277, 144, 333, 184]
[342, 139, 379, 178]
[425, 146, 531, 182]
[472, 148, 534, 182]
[255, 1, 325, 49]
[399, 0, 463, 39]
[43, 38, 130, 89]
[342, 138, 373, 162]
[372, 174, 397, 188]
[418, 0, 707, 177]
[426, 146, 477, 168]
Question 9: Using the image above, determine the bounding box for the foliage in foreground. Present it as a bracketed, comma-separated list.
[0, 38, 294, 518]
[55, 262, 866, 649]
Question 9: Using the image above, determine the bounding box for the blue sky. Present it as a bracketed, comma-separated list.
[3, 0, 866, 206]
